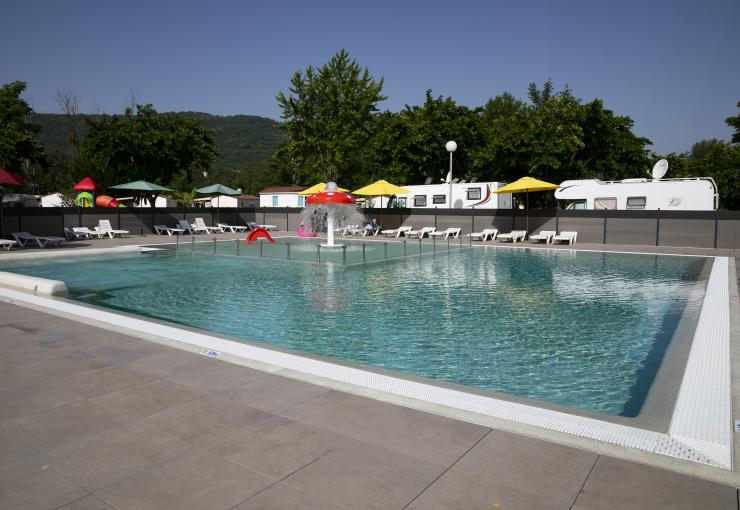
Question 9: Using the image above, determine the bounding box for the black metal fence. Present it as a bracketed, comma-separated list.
[2, 205, 740, 249]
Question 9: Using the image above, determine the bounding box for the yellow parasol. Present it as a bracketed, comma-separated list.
[298, 182, 349, 195]
[495, 177, 559, 234]
[353, 179, 410, 226]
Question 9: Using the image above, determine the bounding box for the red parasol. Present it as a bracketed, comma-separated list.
[0, 168, 23, 186]
[73, 177, 101, 192]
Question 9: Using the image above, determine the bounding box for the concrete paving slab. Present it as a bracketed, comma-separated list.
[55, 495, 117, 510]
[450, 428, 597, 501]
[40, 421, 189, 491]
[231, 482, 346, 510]
[0, 400, 131, 454]
[123, 348, 212, 377]
[57, 365, 157, 398]
[283, 389, 489, 466]
[0, 379, 85, 421]
[0, 446, 89, 510]
[572, 455, 738, 510]
[202, 414, 359, 479]
[406, 467, 564, 510]
[141, 395, 273, 445]
[18, 350, 114, 380]
[164, 359, 267, 394]
[96, 448, 275, 510]
[282, 441, 445, 509]
[89, 378, 209, 419]
[217, 372, 332, 414]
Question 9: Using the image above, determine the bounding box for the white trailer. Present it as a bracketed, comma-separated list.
[554, 160, 718, 211]
[555, 177, 718, 211]
[381, 181, 512, 209]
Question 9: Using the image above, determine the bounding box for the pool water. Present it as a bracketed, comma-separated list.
[2, 243, 708, 416]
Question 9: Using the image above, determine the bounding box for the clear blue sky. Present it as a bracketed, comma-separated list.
[2, 0, 738, 155]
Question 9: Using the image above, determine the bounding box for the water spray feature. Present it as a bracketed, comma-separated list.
[304, 182, 360, 248]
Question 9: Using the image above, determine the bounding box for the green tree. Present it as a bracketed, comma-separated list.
[0, 81, 46, 189]
[78, 104, 217, 190]
[366, 91, 482, 185]
[689, 139, 726, 160]
[275, 49, 386, 186]
[574, 99, 651, 181]
[725, 101, 740, 144]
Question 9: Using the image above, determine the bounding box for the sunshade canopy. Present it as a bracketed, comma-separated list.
[353, 179, 409, 196]
[495, 177, 559, 194]
[195, 183, 240, 195]
[73, 177, 101, 192]
[0, 168, 23, 186]
[110, 180, 173, 192]
[298, 182, 349, 195]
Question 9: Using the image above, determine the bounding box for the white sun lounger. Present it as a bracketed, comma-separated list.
[217, 223, 249, 233]
[175, 220, 195, 234]
[429, 227, 461, 239]
[64, 227, 90, 240]
[193, 218, 222, 234]
[96, 220, 129, 238]
[153, 224, 187, 236]
[0, 239, 18, 251]
[467, 228, 498, 242]
[381, 226, 412, 238]
[552, 231, 578, 244]
[529, 230, 556, 244]
[11, 232, 66, 248]
[335, 224, 359, 236]
[497, 230, 527, 243]
[405, 226, 436, 239]
[247, 222, 277, 231]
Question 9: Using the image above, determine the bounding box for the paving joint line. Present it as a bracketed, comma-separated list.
[401, 428, 494, 509]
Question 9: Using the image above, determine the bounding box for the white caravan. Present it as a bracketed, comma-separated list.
[385, 181, 512, 209]
[554, 160, 718, 211]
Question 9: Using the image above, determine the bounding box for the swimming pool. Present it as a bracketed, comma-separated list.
[0, 241, 709, 417]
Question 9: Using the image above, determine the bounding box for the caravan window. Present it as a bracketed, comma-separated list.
[271, 196, 278, 207]
[467, 187, 481, 200]
[594, 197, 617, 210]
[569, 200, 586, 210]
[626, 196, 646, 209]
[413, 195, 427, 207]
[432, 194, 446, 204]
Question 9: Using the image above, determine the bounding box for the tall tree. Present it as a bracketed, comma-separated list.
[366, 91, 482, 185]
[726, 101, 740, 144]
[275, 49, 386, 186]
[77, 103, 217, 190]
[0, 81, 46, 189]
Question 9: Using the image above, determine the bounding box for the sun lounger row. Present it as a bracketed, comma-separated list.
[153, 219, 277, 235]
[466, 228, 577, 244]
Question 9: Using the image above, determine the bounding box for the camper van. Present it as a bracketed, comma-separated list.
[554, 160, 718, 211]
[386, 181, 512, 209]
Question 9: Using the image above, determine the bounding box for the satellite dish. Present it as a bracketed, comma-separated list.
[651, 159, 668, 180]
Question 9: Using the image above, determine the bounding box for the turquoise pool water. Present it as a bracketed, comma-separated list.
[2, 243, 708, 416]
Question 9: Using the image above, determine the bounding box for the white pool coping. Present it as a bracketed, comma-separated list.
[0, 252, 731, 469]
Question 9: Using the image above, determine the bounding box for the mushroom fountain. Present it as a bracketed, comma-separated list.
[305, 181, 356, 248]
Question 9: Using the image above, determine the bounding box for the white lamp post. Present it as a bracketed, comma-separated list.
[446, 141, 457, 208]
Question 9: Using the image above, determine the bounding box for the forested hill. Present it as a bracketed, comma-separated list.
[31, 112, 285, 182]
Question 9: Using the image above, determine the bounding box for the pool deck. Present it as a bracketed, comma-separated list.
[1, 233, 740, 509]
